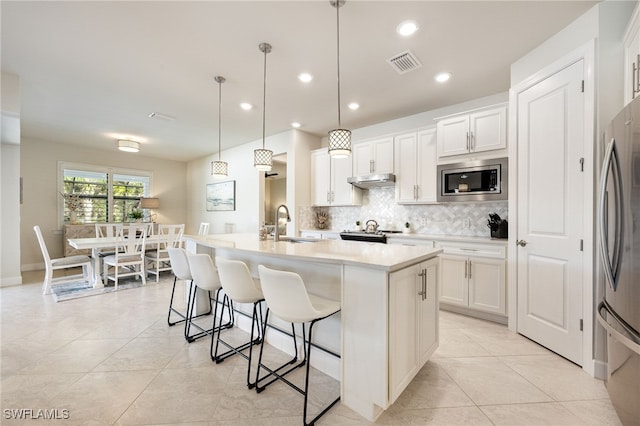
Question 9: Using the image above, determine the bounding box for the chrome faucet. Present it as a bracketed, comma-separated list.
[274, 204, 291, 242]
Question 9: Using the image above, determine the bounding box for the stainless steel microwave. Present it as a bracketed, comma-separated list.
[436, 157, 508, 202]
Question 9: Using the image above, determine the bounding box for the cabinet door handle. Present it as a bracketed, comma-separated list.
[327, 191, 330, 203]
[468, 260, 472, 279]
[331, 191, 335, 202]
[470, 131, 475, 151]
[418, 269, 427, 300]
[423, 268, 428, 301]
[464, 260, 468, 278]
[466, 132, 470, 151]
[370, 159, 374, 173]
[634, 60, 638, 99]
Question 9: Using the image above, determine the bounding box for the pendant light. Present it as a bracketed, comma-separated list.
[211, 75, 229, 177]
[328, 0, 351, 158]
[254, 42, 273, 171]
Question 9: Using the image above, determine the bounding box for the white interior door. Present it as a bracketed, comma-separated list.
[516, 60, 584, 365]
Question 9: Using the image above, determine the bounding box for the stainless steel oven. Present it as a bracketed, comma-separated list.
[437, 157, 508, 202]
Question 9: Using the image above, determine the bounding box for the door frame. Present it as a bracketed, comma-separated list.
[508, 40, 596, 376]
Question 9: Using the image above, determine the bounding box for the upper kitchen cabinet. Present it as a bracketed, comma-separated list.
[436, 104, 507, 161]
[310, 148, 362, 207]
[624, 2, 640, 105]
[353, 137, 394, 176]
[394, 128, 438, 204]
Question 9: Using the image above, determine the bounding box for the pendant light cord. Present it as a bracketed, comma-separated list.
[262, 46, 267, 149]
[218, 79, 222, 161]
[336, 2, 342, 128]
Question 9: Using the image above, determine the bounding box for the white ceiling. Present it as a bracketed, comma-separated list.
[1, 0, 598, 162]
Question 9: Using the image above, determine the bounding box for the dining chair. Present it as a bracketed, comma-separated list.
[145, 224, 184, 282]
[198, 222, 210, 236]
[34, 225, 93, 295]
[102, 224, 147, 289]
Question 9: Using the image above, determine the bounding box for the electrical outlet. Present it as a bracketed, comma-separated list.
[419, 217, 427, 227]
[463, 218, 471, 229]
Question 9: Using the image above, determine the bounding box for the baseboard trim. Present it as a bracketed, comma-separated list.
[21, 262, 44, 272]
[593, 359, 608, 380]
[440, 303, 508, 325]
[0, 276, 23, 287]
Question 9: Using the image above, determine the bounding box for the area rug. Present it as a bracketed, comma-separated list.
[51, 278, 151, 302]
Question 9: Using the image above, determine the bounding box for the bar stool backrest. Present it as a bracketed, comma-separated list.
[258, 265, 317, 323]
[167, 248, 192, 281]
[186, 254, 221, 292]
[216, 257, 263, 303]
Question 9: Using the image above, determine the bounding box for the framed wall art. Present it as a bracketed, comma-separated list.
[206, 181, 236, 211]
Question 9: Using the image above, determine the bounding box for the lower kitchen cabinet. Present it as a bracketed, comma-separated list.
[439, 252, 506, 317]
[388, 257, 439, 403]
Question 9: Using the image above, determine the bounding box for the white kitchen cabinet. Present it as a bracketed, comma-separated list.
[624, 2, 640, 104]
[394, 128, 437, 204]
[353, 137, 394, 176]
[310, 148, 362, 206]
[438, 241, 506, 317]
[389, 257, 439, 403]
[436, 104, 507, 159]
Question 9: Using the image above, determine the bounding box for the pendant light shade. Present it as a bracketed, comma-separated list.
[254, 42, 273, 172]
[211, 75, 229, 178]
[328, 0, 351, 158]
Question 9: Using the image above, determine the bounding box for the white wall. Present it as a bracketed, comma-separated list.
[20, 138, 187, 270]
[1, 72, 21, 287]
[187, 129, 319, 236]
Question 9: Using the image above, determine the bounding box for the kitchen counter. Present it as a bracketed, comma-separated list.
[185, 233, 441, 272]
[183, 233, 442, 422]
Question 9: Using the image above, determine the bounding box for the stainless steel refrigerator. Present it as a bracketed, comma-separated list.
[598, 95, 640, 425]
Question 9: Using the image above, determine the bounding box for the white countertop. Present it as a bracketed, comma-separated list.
[184, 233, 441, 272]
[300, 229, 508, 245]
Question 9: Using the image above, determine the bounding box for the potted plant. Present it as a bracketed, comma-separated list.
[404, 222, 411, 234]
[356, 220, 362, 231]
[128, 209, 144, 222]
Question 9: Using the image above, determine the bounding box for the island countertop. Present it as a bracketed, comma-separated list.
[184, 233, 441, 272]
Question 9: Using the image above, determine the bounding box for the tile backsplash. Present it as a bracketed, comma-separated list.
[299, 187, 508, 237]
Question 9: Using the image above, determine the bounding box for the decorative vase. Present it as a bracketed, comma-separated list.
[69, 211, 80, 224]
[318, 222, 326, 229]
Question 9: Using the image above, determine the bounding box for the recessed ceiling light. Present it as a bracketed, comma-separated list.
[291, 122, 301, 128]
[435, 72, 451, 83]
[397, 20, 419, 37]
[348, 102, 360, 110]
[298, 73, 313, 83]
[240, 102, 253, 110]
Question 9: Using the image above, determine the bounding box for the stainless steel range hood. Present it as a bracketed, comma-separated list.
[347, 173, 396, 189]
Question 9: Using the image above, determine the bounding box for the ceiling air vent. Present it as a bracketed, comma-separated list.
[387, 50, 422, 75]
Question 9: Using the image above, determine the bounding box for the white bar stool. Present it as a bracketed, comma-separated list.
[256, 265, 341, 426]
[213, 257, 265, 389]
[166, 247, 205, 328]
[186, 253, 233, 343]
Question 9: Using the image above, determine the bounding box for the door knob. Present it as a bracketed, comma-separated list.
[516, 239, 528, 247]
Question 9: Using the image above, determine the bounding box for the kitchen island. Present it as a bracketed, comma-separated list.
[184, 233, 442, 421]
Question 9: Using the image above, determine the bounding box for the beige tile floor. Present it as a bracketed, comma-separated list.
[0, 270, 622, 425]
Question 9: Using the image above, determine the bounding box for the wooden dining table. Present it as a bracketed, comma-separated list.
[67, 234, 163, 288]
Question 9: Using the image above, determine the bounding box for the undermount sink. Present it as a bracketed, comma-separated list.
[279, 237, 319, 244]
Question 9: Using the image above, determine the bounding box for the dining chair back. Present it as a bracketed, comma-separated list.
[102, 224, 147, 288]
[95, 222, 123, 238]
[145, 224, 184, 282]
[34, 225, 93, 295]
[198, 222, 210, 236]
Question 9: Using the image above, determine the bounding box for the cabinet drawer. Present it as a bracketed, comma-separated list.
[436, 241, 506, 259]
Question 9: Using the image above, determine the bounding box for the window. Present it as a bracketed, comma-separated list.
[60, 163, 151, 225]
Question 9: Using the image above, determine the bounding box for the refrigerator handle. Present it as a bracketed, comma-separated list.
[598, 138, 624, 291]
[597, 300, 640, 356]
